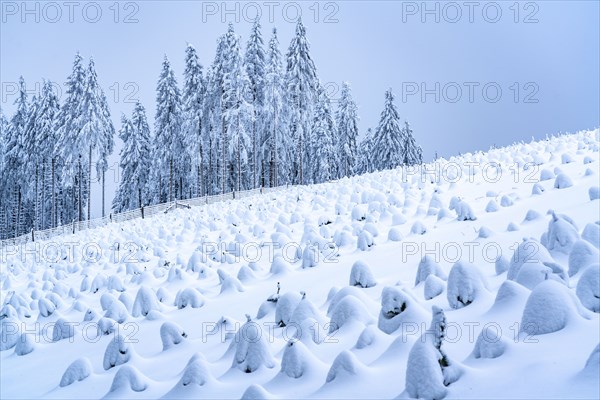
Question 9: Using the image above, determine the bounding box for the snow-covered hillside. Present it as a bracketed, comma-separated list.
[1, 130, 599, 399]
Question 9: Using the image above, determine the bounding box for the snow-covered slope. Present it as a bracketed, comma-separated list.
[1, 130, 599, 399]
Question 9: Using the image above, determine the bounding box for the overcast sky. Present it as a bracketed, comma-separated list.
[1, 0, 599, 216]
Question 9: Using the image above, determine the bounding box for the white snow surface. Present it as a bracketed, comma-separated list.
[1, 131, 599, 399]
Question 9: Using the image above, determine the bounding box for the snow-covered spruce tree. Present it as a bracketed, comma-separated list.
[182, 44, 205, 198]
[335, 82, 359, 178]
[77, 57, 115, 220]
[3, 76, 29, 237]
[55, 53, 88, 225]
[223, 24, 253, 192]
[402, 121, 422, 166]
[310, 86, 337, 184]
[285, 18, 319, 185]
[152, 56, 183, 203]
[244, 17, 266, 189]
[0, 108, 7, 238]
[112, 106, 152, 212]
[203, 36, 227, 195]
[356, 128, 373, 174]
[23, 80, 60, 230]
[262, 27, 290, 187]
[371, 89, 406, 171]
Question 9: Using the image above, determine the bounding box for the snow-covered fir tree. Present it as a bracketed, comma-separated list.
[222, 23, 253, 192]
[244, 17, 266, 188]
[182, 44, 205, 197]
[335, 82, 359, 178]
[0, 108, 7, 238]
[310, 86, 337, 184]
[357, 128, 373, 174]
[113, 103, 152, 212]
[370, 89, 406, 171]
[285, 18, 319, 185]
[54, 53, 88, 225]
[152, 56, 183, 203]
[402, 121, 422, 166]
[77, 57, 115, 220]
[3, 76, 29, 237]
[262, 28, 290, 187]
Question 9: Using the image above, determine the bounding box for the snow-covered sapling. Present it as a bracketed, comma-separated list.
[576, 265, 600, 312]
[60, 358, 92, 387]
[349, 261, 377, 288]
[447, 261, 486, 309]
[103, 334, 132, 370]
[161, 321, 188, 350]
[232, 318, 275, 373]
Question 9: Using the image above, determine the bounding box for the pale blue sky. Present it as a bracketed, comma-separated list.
[1, 0, 599, 216]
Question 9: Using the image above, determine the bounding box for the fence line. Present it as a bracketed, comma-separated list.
[0, 185, 292, 249]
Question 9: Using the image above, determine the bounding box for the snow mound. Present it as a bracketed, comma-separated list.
[108, 365, 148, 393]
[60, 358, 92, 387]
[576, 265, 600, 312]
[241, 384, 274, 400]
[103, 334, 133, 370]
[424, 275, 446, 300]
[582, 223, 600, 248]
[132, 286, 161, 317]
[160, 321, 188, 350]
[275, 292, 303, 327]
[280, 339, 322, 378]
[447, 261, 487, 308]
[232, 320, 275, 373]
[349, 261, 377, 288]
[176, 353, 213, 387]
[174, 287, 204, 309]
[329, 295, 374, 333]
[568, 240, 600, 276]
[544, 211, 579, 254]
[589, 186, 600, 201]
[325, 350, 364, 383]
[554, 173, 573, 189]
[378, 286, 428, 334]
[520, 280, 580, 335]
[472, 326, 507, 359]
[415, 256, 447, 286]
[507, 238, 553, 280]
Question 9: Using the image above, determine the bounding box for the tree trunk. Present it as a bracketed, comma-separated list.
[88, 145, 92, 222]
[78, 155, 83, 222]
[169, 157, 173, 203]
[102, 170, 105, 217]
[252, 119, 256, 189]
[51, 158, 56, 228]
[41, 162, 46, 230]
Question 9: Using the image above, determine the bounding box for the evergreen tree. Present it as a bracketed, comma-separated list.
[23, 80, 60, 229]
[55, 53, 88, 225]
[244, 17, 266, 188]
[285, 18, 319, 185]
[357, 128, 374, 174]
[310, 87, 337, 184]
[335, 82, 359, 178]
[152, 55, 183, 203]
[222, 23, 253, 192]
[262, 27, 290, 187]
[0, 108, 7, 239]
[370, 89, 406, 171]
[78, 57, 115, 221]
[402, 121, 423, 166]
[3, 76, 29, 237]
[113, 104, 152, 212]
[182, 44, 205, 197]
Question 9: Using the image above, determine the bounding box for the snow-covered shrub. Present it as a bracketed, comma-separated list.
[478, 226, 493, 238]
[495, 255, 509, 275]
[590, 186, 600, 201]
[109, 365, 147, 393]
[52, 318, 76, 342]
[301, 245, 319, 268]
[38, 298, 56, 317]
[415, 256, 446, 286]
[485, 200, 499, 213]
[539, 169, 555, 181]
[175, 353, 213, 388]
[289, 296, 324, 328]
[280, 339, 318, 378]
[583, 344, 600, 375]
[174, 288, 204, 309]
[333, 229, 355, 247]
[410, 221, 427, 235]
[270, 255, 292, 275]
[232, 319, 275, 373]
[424, 275, 445, 300]
[275, 292, 302, 327]
[561, 153, 574, 164]
[392, 213, 407, 225]
[455, 200, 477, 221]
[524, 209, 542, 222]
[532, 183, 545, 195]
[96, 317, 118, 336]
[351, 205, 367, 221]
[219, 270, 245, 294]
[161, 321, 187, 350]
[582, 223, 600, 249]
[387, 227, 403, 242]
[507, 238, 553, 280]
[507, 222, 520, 231]
[500, 195, 513, 207]
[60, 358, 92, 387]
[378, 286, 428, 334]
[237, 265, 256, 282]
[329, 295, 373, 333]
[103, 334, 132, 370]
[107, 275, 125, 292]
[132, 286, 160, 317]
[405, 306, 460, 399]
[520, 280, 578, 335]
[576, 265, 600, 312]
[472, 326, 507, 359]
[568, 240, 599, 276]
[241, 384, 273, 399]
[357, 230, 375, 251]
[15, 333, 34, 356]
[544, 211, 579, 254]
[515, 261, 564, 290]
[104, 299, 129, 323]
[554, 173, 573, 189]
[447, 261, 486, 309]
[349, 261, 377, 288]
[363, 222, 379, 237]
[326, 350, 363, 383]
